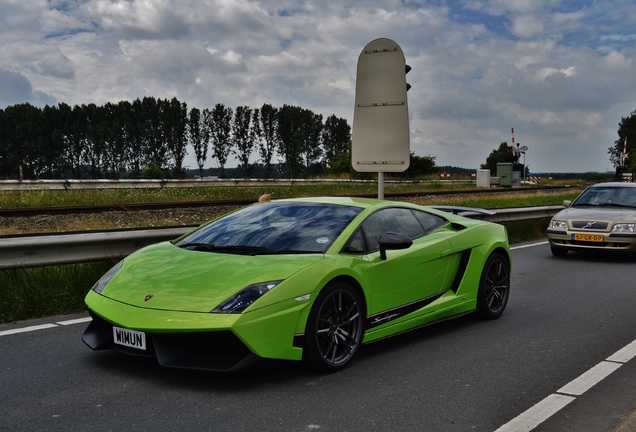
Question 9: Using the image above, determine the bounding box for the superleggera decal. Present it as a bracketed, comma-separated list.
[366, 291, 447, 329]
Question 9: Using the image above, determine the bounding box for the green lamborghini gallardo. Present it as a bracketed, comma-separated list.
[82, 197, 511, 372]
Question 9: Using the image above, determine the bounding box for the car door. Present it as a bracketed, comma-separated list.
[351, 207, 455, 318]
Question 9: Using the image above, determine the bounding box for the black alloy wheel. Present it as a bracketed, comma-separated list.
[476, 252, 510, 320]
[303, 282, 364, 372]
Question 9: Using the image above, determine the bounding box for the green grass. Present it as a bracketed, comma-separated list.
[0, 182, 580, 208]
[451, 193, 579, 208]
[0, 260, 118, 323]
[501, 218, 552, 244]
[0, 183, 426, 207]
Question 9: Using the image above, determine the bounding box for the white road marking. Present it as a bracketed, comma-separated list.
[494, 394, 576, 432]
[56, 317, 92, 326]
[495, 338, 636, 431]
[0, 323, 58, 337]
[607, 338, 636, 363]
[558, 361, 622, 396]
[510, 241, 548, 250]
[0, 316, 91, 337]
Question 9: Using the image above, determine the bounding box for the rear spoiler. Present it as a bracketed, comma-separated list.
[428, 206, 497, 216]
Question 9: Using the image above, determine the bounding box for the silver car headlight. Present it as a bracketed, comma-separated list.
[612, 223, 635, 232]
[92, 261, 123, 294]
[549, 219, 568, 230]
[212, 280, 283, 314]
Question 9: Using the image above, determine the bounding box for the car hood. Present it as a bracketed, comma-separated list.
[556, 206, 636, 221]
[101, 242, 324, 313]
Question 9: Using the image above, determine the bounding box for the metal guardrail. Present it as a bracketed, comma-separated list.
[0, 227, 195, 270]
[459, 205, 564, 222]
[0, 206, 562, 270]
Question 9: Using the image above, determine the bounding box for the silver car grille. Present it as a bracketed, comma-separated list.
[572, 221, 608, 230]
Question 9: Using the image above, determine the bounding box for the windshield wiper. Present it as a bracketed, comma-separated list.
[252, 249, 320, 255]
[596, 202, 636, 208]
[178, 243, 269, 254]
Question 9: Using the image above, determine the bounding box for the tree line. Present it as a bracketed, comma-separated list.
[3, 95, 632, 181]
[0, 97, 357, 180]
[608, 109, 636, 178]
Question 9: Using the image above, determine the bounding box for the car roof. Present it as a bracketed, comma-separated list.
[263, 197, 463, 223]
[273, 196, 397, 210]
[590, 182, 636, 188]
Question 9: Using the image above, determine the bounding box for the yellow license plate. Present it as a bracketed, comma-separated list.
[572, 233, 604, 242]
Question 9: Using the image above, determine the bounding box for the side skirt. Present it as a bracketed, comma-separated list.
[365, 291, 447, 330]
[362, 299, 476, 344]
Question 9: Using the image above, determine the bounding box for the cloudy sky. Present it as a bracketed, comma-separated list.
[2, 0, 636, 173]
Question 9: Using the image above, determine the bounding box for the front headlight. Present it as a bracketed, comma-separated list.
[92, 261, 123, 294]
[549, 219, 568, 230]
[612, 223, 635, 232]
[212, 280, 283, 314]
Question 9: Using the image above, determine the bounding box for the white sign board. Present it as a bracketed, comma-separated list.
[352, 38, 410, 172]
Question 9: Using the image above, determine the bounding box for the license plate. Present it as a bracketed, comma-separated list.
[113, 326, 146, 350]
[572, 233, 604, 242]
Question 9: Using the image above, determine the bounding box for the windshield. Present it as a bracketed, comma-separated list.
[573, 186, 636, 208]
[175, 202, 363, 254]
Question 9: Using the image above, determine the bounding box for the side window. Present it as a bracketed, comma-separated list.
[412, 209, 446, 233]
[341, 208, 447, 255]
[360, 208, 425, 251]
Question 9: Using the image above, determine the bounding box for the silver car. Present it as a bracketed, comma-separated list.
[547, 182, 636, 256]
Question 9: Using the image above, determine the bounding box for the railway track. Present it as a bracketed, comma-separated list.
[0, 199, 255, 217]
[0, 186, 572, 218]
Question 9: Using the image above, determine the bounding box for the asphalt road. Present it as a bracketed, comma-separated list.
[1, 241, 635, 432]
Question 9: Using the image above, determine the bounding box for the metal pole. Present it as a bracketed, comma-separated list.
[378, 172, 384, 199]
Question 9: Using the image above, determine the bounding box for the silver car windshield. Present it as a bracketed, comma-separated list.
[175, 202, 362, 254]
[573, 186, 636, 208]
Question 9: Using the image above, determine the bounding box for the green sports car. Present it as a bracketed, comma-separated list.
[82, 197, 511, 372]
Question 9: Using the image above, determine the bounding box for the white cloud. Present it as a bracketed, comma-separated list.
[510, 14, 545, 38]
[533, 66, 577, 82]
[602, 50, 632, 71]
[1, 0, 636, 172]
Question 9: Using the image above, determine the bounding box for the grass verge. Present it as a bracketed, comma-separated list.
[0, 260, 118, 323]
[0, 182, 584, 208]
[502, 217, 552, 245]
[0, 183, 444, 207]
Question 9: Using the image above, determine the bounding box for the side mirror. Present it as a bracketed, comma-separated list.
[378, 232, 413, 260]
[563, 200, 572, 207]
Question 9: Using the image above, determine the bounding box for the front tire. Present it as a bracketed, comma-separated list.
[550, 246, 568, 257]
[303, 281, 364, 373]
[476, 252, 510, 320]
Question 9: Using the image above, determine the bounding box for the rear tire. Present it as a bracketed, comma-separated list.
[476, 252, 510, 320]
[303, 282, 364, 373]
